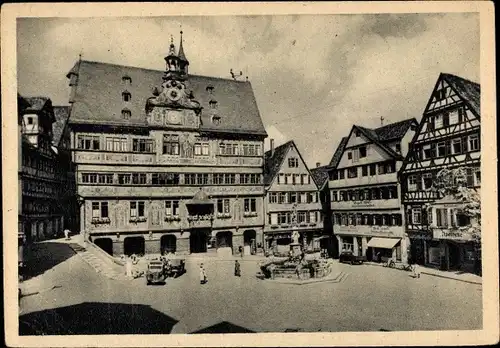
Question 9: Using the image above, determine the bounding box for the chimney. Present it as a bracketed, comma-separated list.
[270, 139, 275, 156]
[316, 162, 321, 168]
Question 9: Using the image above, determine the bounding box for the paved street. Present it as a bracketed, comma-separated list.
[19, 241, 482, 334]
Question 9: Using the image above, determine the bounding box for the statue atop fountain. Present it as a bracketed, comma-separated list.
[289, 204, 303, 258]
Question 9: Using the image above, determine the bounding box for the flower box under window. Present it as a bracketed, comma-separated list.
[91, 217, 111, 225]
[130, 216, 147, 223]
[165, 215, 181, 222]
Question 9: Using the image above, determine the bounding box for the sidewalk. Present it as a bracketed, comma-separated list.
[363, 261, 482, 285]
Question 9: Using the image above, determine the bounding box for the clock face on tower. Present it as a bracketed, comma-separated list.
[166, 110, 183, 125]
[167, 88, 182, 102]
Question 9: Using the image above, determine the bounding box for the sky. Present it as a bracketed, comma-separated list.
[17, 13, 480, 167]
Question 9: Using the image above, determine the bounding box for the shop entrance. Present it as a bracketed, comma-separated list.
[243, 230, 256, 255]
[94, 238, 113, 256]
[160, 234, 177, 254]
[123, 236, 145, 256]
[190, 229, 209, 253]
[448, 242, 461, 270]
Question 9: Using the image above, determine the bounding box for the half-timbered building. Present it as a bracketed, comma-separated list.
[18, 96, 75, 244]
[327, 119, 418, 263]
[399, 73, 480, 271]
[66, 33, 267, 256]
[263, 140, 324, 254]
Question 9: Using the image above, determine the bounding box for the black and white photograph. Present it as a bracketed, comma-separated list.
[2, 2, 498, 347]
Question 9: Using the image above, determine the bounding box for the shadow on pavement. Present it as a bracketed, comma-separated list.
[22, 242, 77, 281]
[191, 321, 255, 333]
[19, 302, 178, 335]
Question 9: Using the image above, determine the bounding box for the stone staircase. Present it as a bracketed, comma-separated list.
[69, 243, 127, 281]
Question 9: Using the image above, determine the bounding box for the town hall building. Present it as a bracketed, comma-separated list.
[66, 33, 267, 256]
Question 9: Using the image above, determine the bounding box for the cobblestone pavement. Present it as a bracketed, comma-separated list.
[18, 241, 482, 334]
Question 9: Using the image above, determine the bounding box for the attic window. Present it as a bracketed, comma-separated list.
[121, 109, 131, 119]
[212, 115, 221, 125]
[410, 124, 417, 131]
[355, 130, 360, 137]
[122, 76, 132, 84]
[209, 100, 218, 109]
[206, 85, 214, 94]
[122, 91, 131, 102]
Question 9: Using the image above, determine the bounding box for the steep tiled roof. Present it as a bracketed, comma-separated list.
[67, 60, 267, 136]
[263, 140, 293, 186]
[24, 97, 49, 112]
[52, 106, 71, 146]
[373, 118, 418, 141]
[442, 73, 480, 117]
[310, 165, 329, 189]
[328, 137, 348, 167]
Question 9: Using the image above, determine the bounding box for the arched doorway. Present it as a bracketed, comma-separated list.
[190, 229, 209, 253]
[243, 230, 257, 255]
[123, 236, 145, 256]
[216, 231, 233, 257]
[94, 238, 113, 256]
[161, 234, 177, 254]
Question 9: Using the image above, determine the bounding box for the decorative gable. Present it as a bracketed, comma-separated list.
[425, 78, 462, 113]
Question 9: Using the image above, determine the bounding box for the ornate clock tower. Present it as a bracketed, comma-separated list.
[146, 32, 202, 126]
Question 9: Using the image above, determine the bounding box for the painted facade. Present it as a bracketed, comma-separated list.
[400, 73, 480, 271]
[66, 34, 267, 256]
[327, 119, 418, 263]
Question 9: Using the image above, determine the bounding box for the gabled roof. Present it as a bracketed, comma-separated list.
[24, 97, 49, 112]
[52, 106, 71, 146]
[23, 96, 56, 123]
[328, 137, 348, 167]
[373, 118, 418, 142]
[441, 73, 480, 117]
[264, 140, 294, 186]
[67, 60, 267, 136]
[354, 118, 418, 159]
[310, 165, 329, 190]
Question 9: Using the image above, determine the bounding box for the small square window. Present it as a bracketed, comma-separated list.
[347, 152, 352, 160]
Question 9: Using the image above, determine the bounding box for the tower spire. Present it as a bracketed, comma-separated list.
[168, 35, 176, 56]
[178, 29, 188, 62]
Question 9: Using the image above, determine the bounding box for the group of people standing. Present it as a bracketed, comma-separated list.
[199, 260, 242, 285]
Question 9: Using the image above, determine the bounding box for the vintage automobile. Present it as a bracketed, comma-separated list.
[146, 260, 167, 285]
[165, 259, 186, 278]
[339, 250, 366, 265]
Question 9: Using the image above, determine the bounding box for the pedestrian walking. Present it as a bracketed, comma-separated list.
[412, 263, 421, 278]
[64, 229, 70, 240]
[199, 263, 207, 284]
[234, 260, 241, 277]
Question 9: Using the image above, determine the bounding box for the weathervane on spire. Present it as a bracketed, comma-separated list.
[380, 116, 385, 126]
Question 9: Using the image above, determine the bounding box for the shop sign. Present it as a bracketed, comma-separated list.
[433, 228, 472, 241]
[352, 200, 375, 208]
[336, 225, 403, 237]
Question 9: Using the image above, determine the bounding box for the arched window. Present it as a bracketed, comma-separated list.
[122, 91, 131, 102]
[209, 100, 218, 109]
[212, 115, 221, 125]
[121, 109, 131, 119]
[122, 75, 132, 84]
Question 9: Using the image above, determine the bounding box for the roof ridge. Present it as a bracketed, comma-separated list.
[79, 59, 250, 84]
[441, 72, 480, 88]
[264, 139, 294, 156]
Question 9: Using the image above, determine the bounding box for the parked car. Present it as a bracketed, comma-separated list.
[165, 259, 186, 278]
[146, 260, 166, 285]
[339, 250, 365, 265]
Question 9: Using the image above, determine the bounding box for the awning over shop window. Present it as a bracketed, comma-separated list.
[367, 237, 400, 249]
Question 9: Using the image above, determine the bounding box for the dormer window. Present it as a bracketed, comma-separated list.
[355, 130, 360, 137]
[122, 75, 132, 85]
[209, 100, 218, 109]
[121, 109, 131, 119]
[27, 117, 33, 125]
[212, 116, 221, 125]
[122, 91, 131, 102]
